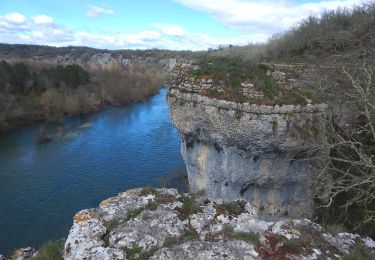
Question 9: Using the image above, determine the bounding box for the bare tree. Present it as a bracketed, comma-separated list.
[308, 64, 375, 234]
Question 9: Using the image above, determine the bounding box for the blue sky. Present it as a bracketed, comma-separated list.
[0, 0, 362, 50]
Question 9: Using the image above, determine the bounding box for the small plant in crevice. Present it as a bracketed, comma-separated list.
[163, 228, 199, 249]
[163, 236, 179, 248]
[126, 244, 143, 260]
[125, 207, 145, 221]
[34, 240, 64, 260]
[145, 200, 158, 211]
[104, 218, 120, 232]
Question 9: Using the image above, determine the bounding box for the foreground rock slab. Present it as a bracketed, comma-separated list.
[64, 188, 375, 260]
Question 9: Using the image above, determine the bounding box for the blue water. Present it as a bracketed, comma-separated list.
[0, 89, 185, 255]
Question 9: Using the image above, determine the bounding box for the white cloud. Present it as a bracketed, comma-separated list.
[152, 24, 185, 36]
[86, 4, 115, 17]
[0, 12, 73, 45]
[33, 15, 54, 25]
[174, 0, 362, 37]
[4, 13, 27, 24]
[0, 13, 29, 32]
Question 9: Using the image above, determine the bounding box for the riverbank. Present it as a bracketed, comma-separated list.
[0, 60, 166, 134]
[0, 87, 161, 134]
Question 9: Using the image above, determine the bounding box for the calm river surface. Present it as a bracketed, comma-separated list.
[0, 88, 185, 255]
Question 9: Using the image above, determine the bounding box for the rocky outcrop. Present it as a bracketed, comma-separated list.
[63, 188, 375, 260]
[0, 248, 37, 260]
[168, 65, 328, 219]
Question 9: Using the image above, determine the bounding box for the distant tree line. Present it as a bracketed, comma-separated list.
[0, 60, 89, 95]
[0, 60, 166, 132]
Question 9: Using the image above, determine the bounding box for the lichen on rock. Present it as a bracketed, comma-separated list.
[63, 188, 375, 260]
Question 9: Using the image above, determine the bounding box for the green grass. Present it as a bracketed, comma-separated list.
[34, 241, 64, 260]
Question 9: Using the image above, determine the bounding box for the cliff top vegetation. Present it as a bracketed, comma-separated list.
[188, 55, 319, 105]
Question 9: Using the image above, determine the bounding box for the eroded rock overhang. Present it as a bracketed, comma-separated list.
[168, 88, 327, 219]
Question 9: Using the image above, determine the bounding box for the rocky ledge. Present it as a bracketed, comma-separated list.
[63, 188, 374, 259]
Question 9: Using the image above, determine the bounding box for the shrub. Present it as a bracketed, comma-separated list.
[265, 4, 375, 61]
[176, 195, 201, 224]
[181, 195, 199, 216]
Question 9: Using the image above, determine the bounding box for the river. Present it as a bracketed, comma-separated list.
[0, 88, 186, 255]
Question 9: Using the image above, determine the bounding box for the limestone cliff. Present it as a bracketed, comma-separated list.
[62, 188, 375, 260]
[168, 65, 328, 219]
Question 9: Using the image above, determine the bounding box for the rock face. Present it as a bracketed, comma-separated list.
[168, 75, 327, 218]
[63, 188, 375, 260]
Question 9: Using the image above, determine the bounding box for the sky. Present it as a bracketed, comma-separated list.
[0, 0, 363, 50]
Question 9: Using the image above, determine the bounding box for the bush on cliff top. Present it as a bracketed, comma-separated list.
[214, 2, 375, 64]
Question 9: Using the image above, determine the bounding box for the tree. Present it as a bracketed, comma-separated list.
[310, 64, 375, 237]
